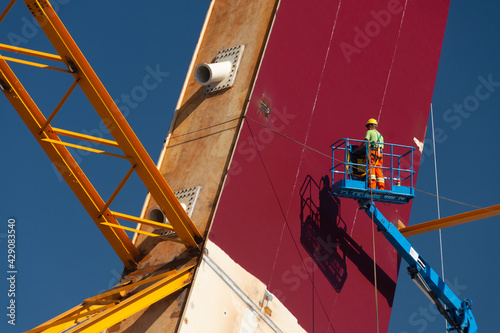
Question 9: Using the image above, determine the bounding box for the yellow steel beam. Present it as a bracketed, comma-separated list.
[83, 263, 196, 305]
[0, 43, 63, 61]
[40, 80, 79, 132]
[28, 265, 195, 333]
[111, 211, 175, 231]
[100, 222, 162, 238]
[100, 223, 184, 245]
[400, 204, 500, 237]
[0, 56, 139, 269]
[0, 54, 69, 72]
[1, 0, 202, 270]
[26, 303, 114, 333]
[24, 0, 202, 249]
[100, 166, 136, 215]
[52, 128, 119, 147]
[40, 138, 130, 159]
[66, 266, 194, 333]
[0, 1, 17, 24]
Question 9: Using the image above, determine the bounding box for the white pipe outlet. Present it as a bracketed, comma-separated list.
[148, 207, 165, 223]
[194, 61, 232, 86]
[148, 204, 188, 225]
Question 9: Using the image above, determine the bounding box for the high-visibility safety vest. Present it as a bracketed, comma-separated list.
[364, 129, 384, 150]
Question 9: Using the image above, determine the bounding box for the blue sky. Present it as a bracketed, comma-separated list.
[388, 2, 500, 332]
[0, 1, 498, 332]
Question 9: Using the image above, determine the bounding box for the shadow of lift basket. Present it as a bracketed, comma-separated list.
[330, 138, 415, 204]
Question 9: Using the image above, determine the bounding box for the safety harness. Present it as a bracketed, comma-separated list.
[370, 131, 383, 162]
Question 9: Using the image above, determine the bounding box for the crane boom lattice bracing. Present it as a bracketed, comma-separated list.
[0, 1, 203, 331]
[0, 0, 202, 266]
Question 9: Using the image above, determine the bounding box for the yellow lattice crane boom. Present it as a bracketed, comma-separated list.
[1, 1, 202, 331]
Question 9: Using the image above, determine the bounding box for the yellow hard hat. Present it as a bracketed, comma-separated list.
[366, 118, 378, 127]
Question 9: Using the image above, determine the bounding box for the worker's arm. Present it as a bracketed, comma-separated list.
[355, 141, 366, 152]
[355, 130, 371, 152]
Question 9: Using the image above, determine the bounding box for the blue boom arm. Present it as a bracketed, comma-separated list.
[364, 202, 477, 333]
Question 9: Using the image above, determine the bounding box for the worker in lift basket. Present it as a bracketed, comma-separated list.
[355, 118, 385, 190]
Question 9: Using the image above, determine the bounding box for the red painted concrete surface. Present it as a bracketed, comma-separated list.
[209, 0, 450, 331]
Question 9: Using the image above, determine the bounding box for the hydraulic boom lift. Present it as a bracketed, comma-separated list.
[363, 202, 477, 332]
[331, 138, 478, 333]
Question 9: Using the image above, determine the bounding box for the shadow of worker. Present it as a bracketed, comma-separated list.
[300, 175, 396, 306]
[300, 175, 348, 292]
